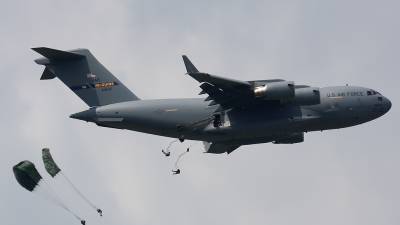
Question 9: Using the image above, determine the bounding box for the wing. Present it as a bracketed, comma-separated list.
[182, 56, 285, 112]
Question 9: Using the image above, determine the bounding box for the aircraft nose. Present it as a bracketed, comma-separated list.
[386, 97, 392, 112]
[382, 96, 392, 114]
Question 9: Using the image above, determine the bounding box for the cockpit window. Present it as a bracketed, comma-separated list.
[378, 97, 382, 101]
[370, 89, 381, 96]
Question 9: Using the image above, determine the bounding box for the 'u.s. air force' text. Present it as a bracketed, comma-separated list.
[327, 92, 364, 97]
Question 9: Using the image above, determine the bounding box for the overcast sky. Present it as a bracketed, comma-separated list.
[1, 1, 399, 225]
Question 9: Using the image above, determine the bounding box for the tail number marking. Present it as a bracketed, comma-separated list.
[102, 87, 112, 92]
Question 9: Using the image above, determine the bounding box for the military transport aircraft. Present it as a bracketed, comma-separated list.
[32, 47, 391, 154]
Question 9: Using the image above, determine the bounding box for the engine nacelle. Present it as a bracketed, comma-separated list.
[254, 81, 295, 100]
[290, 87, 321, 106]
[273, 132, 304, 144]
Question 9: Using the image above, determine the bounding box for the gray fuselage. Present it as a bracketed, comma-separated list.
[71, 86, 391, 145]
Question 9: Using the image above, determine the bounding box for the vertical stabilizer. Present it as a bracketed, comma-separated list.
[33, 47, 139, 107]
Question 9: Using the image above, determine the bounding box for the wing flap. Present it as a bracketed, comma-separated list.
[208, 93, 241, 106]
[199, 82, 250, 109]
[199, 82, 219, 94]
[213, 96, 253, 112]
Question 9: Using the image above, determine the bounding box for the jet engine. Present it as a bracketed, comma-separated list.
[290, 87, 320, 106]
[273, 132, 304, 144]
[254, 81, 295, 100]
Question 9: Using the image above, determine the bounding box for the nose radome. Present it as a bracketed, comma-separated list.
[386, 97, 392, 112]
[381, 96, 392, 115]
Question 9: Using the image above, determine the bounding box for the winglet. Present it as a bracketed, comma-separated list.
[32, 47, 85, 60]
[182, 55, 199, 74]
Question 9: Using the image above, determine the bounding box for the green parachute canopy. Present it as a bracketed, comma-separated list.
[41, 148, 102, 216]
[13, 160, 43, 192]
[42, 148, 61, 177]
[13, 158, 85, 223]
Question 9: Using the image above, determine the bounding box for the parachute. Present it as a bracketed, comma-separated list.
[13, 160, 42, 192]
[42, 148, 102, 217]
[42, 148, 61, 177]
[13, 160, 84, 223]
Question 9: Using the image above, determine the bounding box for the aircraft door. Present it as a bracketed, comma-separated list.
[213, 112, 223, 127]
[345, 98, 364, 119]
[213, 111, 230, 127]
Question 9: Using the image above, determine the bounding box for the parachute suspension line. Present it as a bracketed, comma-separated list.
[60, 172, 98, 210]
[61, 207, 83, 223]
[162, 139, 179, 156]
[188, 141, 200, 149]
[42, 148, 102, 217]
[33, 184, 65, 209]
[172, 141, 200, 175]
[37, 180, 68, 210]
[175, 141, 200, 167]
[179, 116, 214, 130]
[36, 180, 85, 222]
[178, 116, 214, 141]
[13, 160, 85, 222]
[174, 148, 189, 169]
[164, 116, 213, 158]
[185, 117, 214, 134]
[72, 214, 84, 223]
[166, 139, 179, 151]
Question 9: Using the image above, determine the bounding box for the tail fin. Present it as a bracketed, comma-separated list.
[33, 47, 139, 107]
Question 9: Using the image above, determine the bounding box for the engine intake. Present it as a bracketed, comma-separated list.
[254, 81, 295, 100]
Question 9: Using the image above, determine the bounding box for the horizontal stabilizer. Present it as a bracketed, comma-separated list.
[182, 55, 199, 73]
[32, 47, 85, 60]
